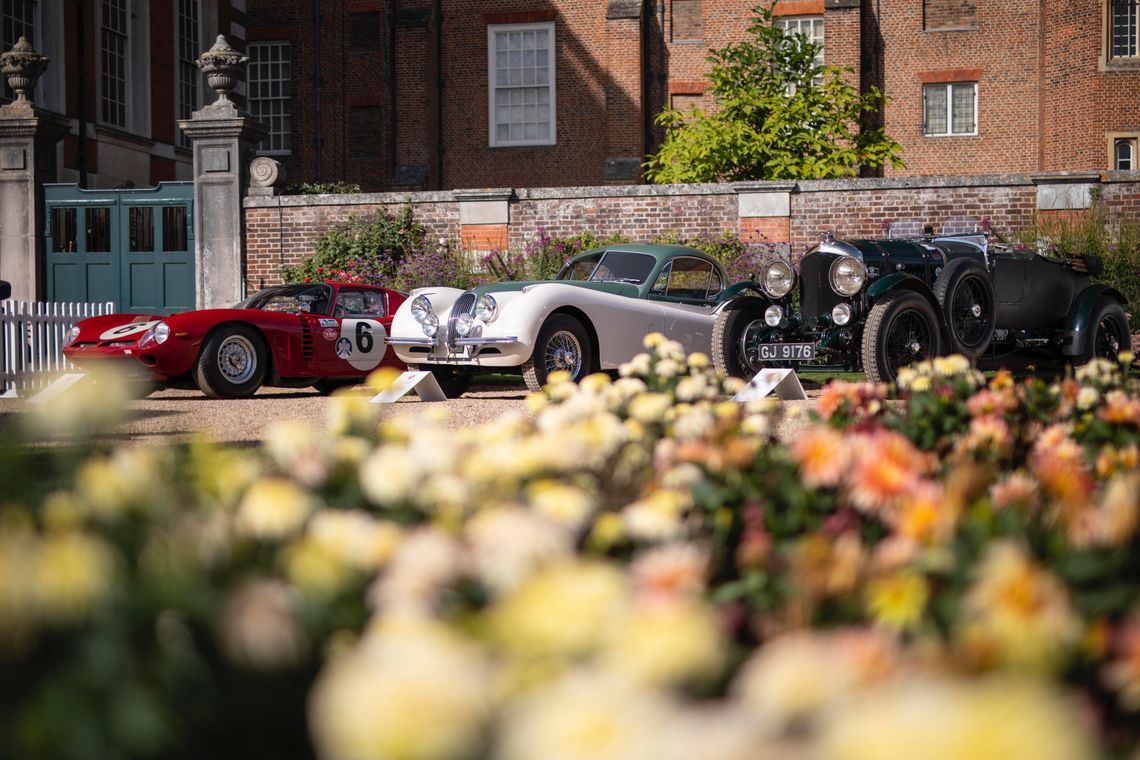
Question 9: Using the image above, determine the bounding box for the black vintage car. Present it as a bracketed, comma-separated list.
[713, 233, 1131, 382]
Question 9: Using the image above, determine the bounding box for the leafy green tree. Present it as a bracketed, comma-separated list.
[644, 4, 903, 183]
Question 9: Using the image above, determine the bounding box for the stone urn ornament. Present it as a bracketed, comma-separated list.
[0, 36, 48, 109]
[196, 35, 248, 106]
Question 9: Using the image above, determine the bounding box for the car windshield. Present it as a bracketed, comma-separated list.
[234, 283, 334, 315]
[557, 250, 656, 285]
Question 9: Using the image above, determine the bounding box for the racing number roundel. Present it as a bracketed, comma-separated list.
[99, 320, 160, 341]
[337, 319, 387, 371]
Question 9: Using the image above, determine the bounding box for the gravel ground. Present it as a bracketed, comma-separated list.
[0, 377, 820, 447]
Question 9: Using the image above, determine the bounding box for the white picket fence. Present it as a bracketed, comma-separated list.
[1, 300, 116, 397]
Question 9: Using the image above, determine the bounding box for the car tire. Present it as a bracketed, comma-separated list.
[429, 367, 472, 399]
[193, 324, 268, 399]
[933, 258, 995, 360]
[1077, 298, 1130, 365]
[861, 290, 943, 383]
[522, 314, 593, 393]
[712, 296, 769, 379]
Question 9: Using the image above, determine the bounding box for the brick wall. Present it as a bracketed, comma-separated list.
[243, 173, 1140, 291]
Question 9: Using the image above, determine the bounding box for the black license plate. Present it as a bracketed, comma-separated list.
[757, 343, 816, 361]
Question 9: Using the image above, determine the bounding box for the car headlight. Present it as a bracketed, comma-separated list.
[422, 313, 439, 337]
[454, 312, 475, 337]
[760, 260, 795, 299]
[153, 322, 171, 345]
[764, 305, 784, 326]
[474, 294, 497, 322]
[411, 295, 432, 323]
[829, 255, 866, 296]
[832, 303, 853, 326]
[65, 325, 80, 346]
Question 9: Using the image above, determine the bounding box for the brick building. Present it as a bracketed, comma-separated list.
[5, 0, 243, 187]
[241, 0, 1140, 191]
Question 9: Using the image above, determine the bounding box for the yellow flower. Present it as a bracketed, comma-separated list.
[959, 541, 1080, 671]
[602, 599, 724, 687]
[866, 571, 929, 632]
[622, 489, 690, 542]
[282, 536, 354, 597]
[465, 507, 573, 593]
[235, 477, 314, 540]
[488, 561, 628, 660]
[819, 674, 1097, 760]
[628, 392, 673, 425]
[686, 352, 710, 369]
[497, 668, 675, 760]
[589, 512, 626, 551]
[310, 617, 491, 760]
[643, 332, 666, 349]
[366, 365, 403, 392]
[34, 531, 117, 623]
[527, 480, 596, 530]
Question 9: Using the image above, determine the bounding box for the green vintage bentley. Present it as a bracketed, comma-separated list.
[713, 233, 1132, 382]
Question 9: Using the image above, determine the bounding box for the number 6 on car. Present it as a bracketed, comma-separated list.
[337, 318, 388, 371]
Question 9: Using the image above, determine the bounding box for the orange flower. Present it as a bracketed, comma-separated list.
[989, 471, 1040, 513]
[792, 425, 850, 488]
[1099, 390, 1140, 425]
[846, 431, 928, 513]
[891, 480, 956, 544]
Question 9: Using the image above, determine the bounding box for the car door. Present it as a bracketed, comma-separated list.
[648, 257, 722, 355]
[312, 286, 393, 376]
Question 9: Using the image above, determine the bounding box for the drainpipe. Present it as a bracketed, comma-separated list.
[435, 0, 443, 189]
[387, 0, 397, 185]
[313, 0, 323, 181]
[76, 0, 88, 187]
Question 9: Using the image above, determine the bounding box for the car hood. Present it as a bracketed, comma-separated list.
[471, 280, 640, 298]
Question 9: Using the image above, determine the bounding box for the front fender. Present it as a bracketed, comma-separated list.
[865, 273, 948, 344]
[715, 281, 767, 305]
[1063, 284, 1129, 357]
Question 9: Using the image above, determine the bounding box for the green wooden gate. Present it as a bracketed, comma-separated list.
[44, 182, 195, 314]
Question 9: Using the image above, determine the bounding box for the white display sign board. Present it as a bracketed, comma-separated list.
[370, 370, 448, 403]
[27, 373, 88, 405]
[733, 367, 807, 402]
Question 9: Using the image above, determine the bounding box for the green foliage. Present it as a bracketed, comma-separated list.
[281, 207, 428, 285]
[283, 181, 362, 195]
[644, 3, 903, 183]
[482, 228, 626, 281]
[1015, 198, 1140, 310]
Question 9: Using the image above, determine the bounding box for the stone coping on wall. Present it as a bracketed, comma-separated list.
[243, 171, 1137, 209]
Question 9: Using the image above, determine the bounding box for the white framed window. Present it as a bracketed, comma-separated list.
[248, 42, 293, 154]
[923, 82, 977, 136]
[1115, 137, 1137, 169]
[2, 0, 36, 102]
[776, 15, 824, 67]
[100, 0, 129, 128]
[488, 22, 556, 148]
[1111, 0, 1139, 58]
[176, 0, 201, 146]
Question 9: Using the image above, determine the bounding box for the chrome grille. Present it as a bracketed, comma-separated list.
[447, 292, 476, 345]
[799, 252, 841, 321]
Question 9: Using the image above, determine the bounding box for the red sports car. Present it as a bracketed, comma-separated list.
[63, 282, 407, 398]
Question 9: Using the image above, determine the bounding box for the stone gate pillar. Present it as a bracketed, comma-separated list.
[0, 37, 67, 302]
[178, 35, 267, 309]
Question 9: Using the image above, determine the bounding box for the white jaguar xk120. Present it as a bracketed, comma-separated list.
[387, 243, 791, 397]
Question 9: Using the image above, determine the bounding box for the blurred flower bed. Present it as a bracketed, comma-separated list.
[2, 342, 1139, 759]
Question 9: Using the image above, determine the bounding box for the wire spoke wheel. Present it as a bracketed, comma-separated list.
[217, 334, 258, 384]
[885, 311, 933, 375]
[739, 318, 770, 375]
[1094, 313, 1127, 358]
[950, 276, 993, 349]
[543, 330, 583, 376]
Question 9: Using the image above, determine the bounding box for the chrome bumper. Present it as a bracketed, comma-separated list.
[387, 335, 519, 348]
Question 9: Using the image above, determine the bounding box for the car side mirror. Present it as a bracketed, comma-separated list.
[0, 280, 9, 300]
